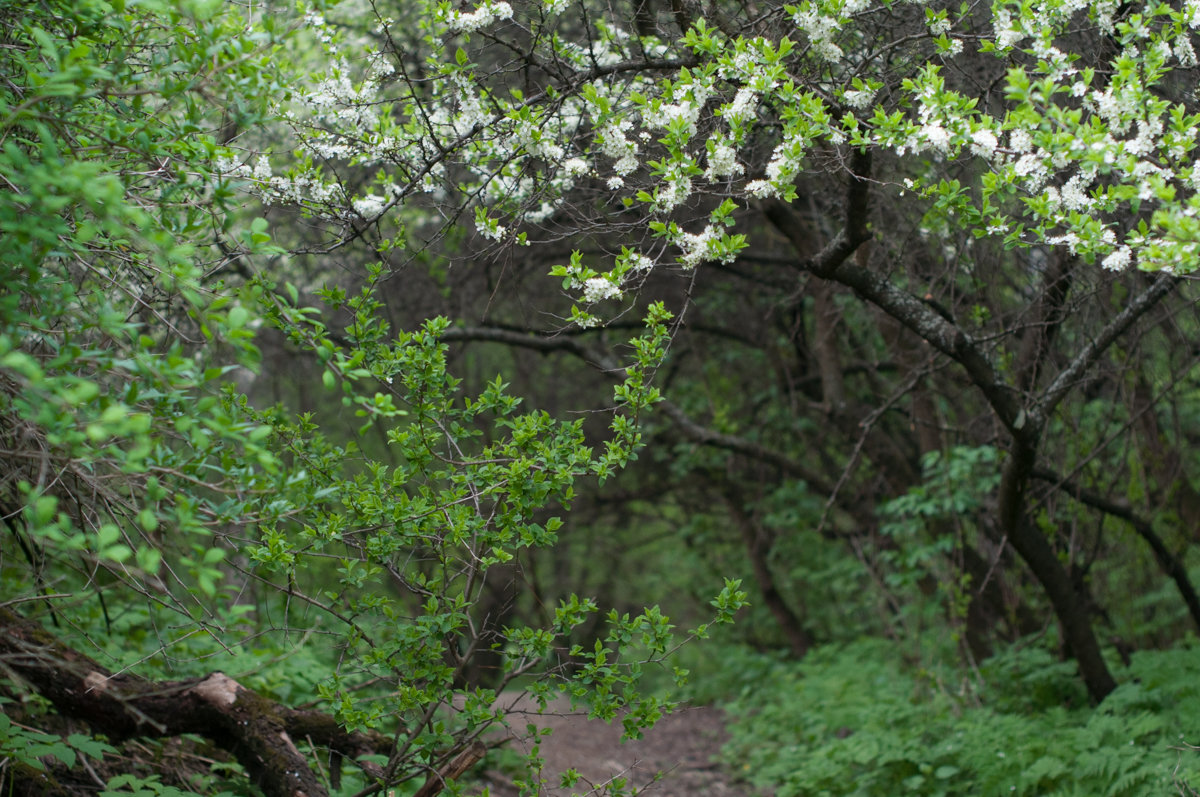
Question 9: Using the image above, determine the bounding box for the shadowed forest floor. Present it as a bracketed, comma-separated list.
[478, 696, 756, 796]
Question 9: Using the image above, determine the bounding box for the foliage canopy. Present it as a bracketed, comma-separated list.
[5, 0, 1200, 792]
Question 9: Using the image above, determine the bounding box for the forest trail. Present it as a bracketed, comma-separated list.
[478, 695, 755, 797]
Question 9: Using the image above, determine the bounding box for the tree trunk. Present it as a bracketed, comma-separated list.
[720, 487, 813, 658]
[998, 446, 1117, 703]
[0, 607, 419, 797]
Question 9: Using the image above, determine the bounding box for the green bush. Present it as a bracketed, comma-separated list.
[718, 637, 1200, 796]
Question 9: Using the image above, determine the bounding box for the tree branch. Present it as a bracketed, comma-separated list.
[0, 608, 403, 797]
[763, 150, 1025, 434]
[441, 325, 840, 492]
[1032, 467, 1200, 633]
[1036, 273, 1178, 421]
[657, 399, 836, 494]
[440, 325, 610, 368]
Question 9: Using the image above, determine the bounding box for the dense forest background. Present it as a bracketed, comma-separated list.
[4, 0, 1200, 794]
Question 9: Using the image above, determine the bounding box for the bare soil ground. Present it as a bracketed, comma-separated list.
[475, 695, 756, 797]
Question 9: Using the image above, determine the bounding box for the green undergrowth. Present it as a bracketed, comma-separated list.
[692, 637, 1200, 796]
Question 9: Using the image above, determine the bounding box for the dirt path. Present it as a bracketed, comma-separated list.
[477, 696, 755, 797]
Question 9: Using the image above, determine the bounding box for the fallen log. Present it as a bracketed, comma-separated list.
[0, 607, 478, 797]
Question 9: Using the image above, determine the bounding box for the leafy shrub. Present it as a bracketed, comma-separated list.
[718, 637, 1200, 796]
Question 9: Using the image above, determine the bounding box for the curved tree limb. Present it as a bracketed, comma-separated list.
[440, 325, 610, 369]
[1014, 251, 1076, 395]
[1035, 273, 1178, 422]
[712, 478, 813, 658]
[762, 151, 1025, 435]
[656, 399, 836, 494]
[1032, 467, 1200, 633]
[0, 607, 404, 797]
[440, 325, 840, 493]
[761, 153, 1128, 702]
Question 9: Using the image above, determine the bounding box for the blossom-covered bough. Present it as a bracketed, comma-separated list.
[236, 0, 1200, 710]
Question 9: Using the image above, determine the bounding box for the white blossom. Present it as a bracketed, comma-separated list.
[842, 89, 876, 110]
[477, 217, 507, 241]
[675, 225, 727, 268]
[352, 193, 388, 218]
[1102, 246, 1132, 271]
[705, 140, 742, 180]
[563, 158, 589, 177]
[582, 277, 622, 302]
[920, 124, 951, 154]
[252, 156, 272, 182]
[793, 4, 844, 62]
[723, 87, 759, 124]
[1014, 153, 1049, 189]
[970, 129, 998, 159]
[629, 253, 655, 271]
[215, 155, 248, 176]
[657, 175, 693, 212]
[746, 179, 773, 197]
[446, 0, 513, 33]
[1060, 174, 1093, 212]
[597, 119, 639, 176]
[1047, 232, 1081, 254]
[994, 8, 1025, 48]
[1187, 0, 1200, 28]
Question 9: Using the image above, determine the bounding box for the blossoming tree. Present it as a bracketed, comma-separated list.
[8, 0, 1200, 792]
[0, 1, 742, 795]
[232, 0, 1200, 707]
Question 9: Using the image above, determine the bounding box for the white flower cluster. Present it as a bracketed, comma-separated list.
[992, 7, 1026, 49]
[629, 253, 655, 271]
[476, 215, 507, 241]
[352, 193, 389, 219]
[842, 88, 875, 110]
[1013, 153, 1049, 190]
[444, 0, 513, 33]
[263, 174, 346, 207]
[1090, 83, 1142, 136]
[446, 74, 490, 137]
[597, 118, 639, 176]
[969, 128, 998, 158]
[722, 86, 759, 124]
[651, 99, 705, 138]
[656, 172, 693, 212]
[746, 123, 814, 199]
[676, 225, 729, 268]
[304, 9, 334, 44]
[582, 277, 622, 302]
[513, 122, 566, 163]
[1058, 174, 1094, 212]
[792, 0, 866, 62]
[920, 123, 951, 154]
[705, 139, 742, 180]
[1101, 246, 1132, 271]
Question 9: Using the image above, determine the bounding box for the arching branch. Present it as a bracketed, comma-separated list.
[0, 607, 407, 797]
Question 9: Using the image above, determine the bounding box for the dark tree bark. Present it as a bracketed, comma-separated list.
[717, 484, 813, 658]
[0, 607, 481, 797]
[760, 155, 1181, 703]
[997, 440, 1117, 702]
[1033, 467, 1200, 635]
